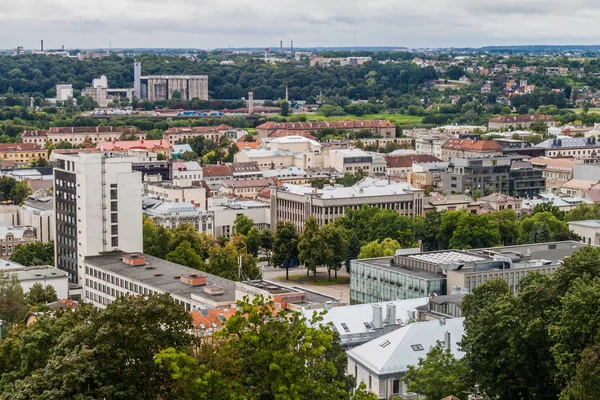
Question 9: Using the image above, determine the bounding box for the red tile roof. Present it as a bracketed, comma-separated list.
[441, 139, 503, 152]
[0, 143, 44, 151]
[489, 114, 555, 124]
[268, 130, 317, 140]
[99, 139, 171, 151]
[257, 120, 394, 131]
[384, 154, 442, 168]
[190, 307, 238, 330]
[236, 140, 262, 149]
[45, 126, 143, 135]
[202, 164, 232, 177]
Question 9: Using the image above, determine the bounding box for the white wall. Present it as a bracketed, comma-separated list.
[21, 275, 69, 300]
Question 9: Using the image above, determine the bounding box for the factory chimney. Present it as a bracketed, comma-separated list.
[62, 44, 64, 51]
[248, 92, 254, 114]
[40, 40, 44, 52]
[291, 40, 294, 56]
[280, 40, 283, 54]
[285, 84, 289, 102]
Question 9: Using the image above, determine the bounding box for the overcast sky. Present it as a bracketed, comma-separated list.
[2, 0, 600, 49]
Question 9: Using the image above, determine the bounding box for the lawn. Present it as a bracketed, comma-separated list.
[291, 113, 423, 125]
[276, 274, 350, 286]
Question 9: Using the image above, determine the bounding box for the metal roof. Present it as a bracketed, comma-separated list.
[347, 318, 465, 376]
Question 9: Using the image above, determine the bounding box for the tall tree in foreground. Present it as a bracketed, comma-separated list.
[321, 221, 348, 280]
[0, 271, 27, 323]
[298, 217, 324, 281]
[272, 220, 299, 280]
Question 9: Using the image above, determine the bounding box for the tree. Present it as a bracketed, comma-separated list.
[530, 119, 549, 135]
[11, 181, 31, 205]
[345, 232, 361, 273]
[298, 217, 324, 281]
[358, 238, 400, 259]
[519, 211, 569, 244]
[166, 240, 205, 271]
[567, 203, 600, 222]
[233, 214, 254, 236]
[244, 226, 261, 257]
[0, 294, 194, 399]
[272, 221, 299, 280]
[566, 345, 600, 399]
[404, 343, 469, 400]
[260, 228, 274, 263]
[206, 241, 259, 281]
[156, 296, 357, 399]
[449, 213, 501, 250]
[179, 151, 198, 161]
[280, 101, 289, 116]
[10, 241, 54, 266]
[142, 217, 173, 259]
[321, 222, 348, 280]
[0, 271, 27, 323]
[25, 282, 57, 306]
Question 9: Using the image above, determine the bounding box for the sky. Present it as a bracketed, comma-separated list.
[2, 0, 600, 49]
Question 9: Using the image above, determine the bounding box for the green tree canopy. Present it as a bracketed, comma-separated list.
[272, 221, 299, 279]
[25, 282, 57, 306]
[10, 241, 55, 266]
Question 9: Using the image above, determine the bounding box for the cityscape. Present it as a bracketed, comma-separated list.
[2, 8, 600, 400]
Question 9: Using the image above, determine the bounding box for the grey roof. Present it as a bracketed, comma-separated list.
[355, 257, 444, 280]
[429, 294, 465, 306]
[0, 226, 35, 240]
[282, 178, 421, 199]
[347, 318, 465, 376]
[568, 220, 600, 228]
[468, 241, 588, 267]
[535, 137, 600, 149]
[0, 265, 68, 282]
[172, 144, 193, 154]
[302, 298, 428, 337]
[145, 201, 208, 216]
[84, 252, 236, 304]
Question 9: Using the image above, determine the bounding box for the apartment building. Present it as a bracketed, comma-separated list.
[414, 135, 447, 159]
[22, 127, 145, 146]
[256, 120, 396, 138]
[535, 137, 600, 159]
[53, 152, 143, 289]
[162, 125, 232, 145]
[443, 156, 511, 195]
[529, 157, 579, 189]
[509, 161, 546, 198]
[440, 139, 503, 161]
[384, 154, 442, 177]
[488, 114, 556, 129]
[144, 200, 215, 236]
[0, 143, 46, 164]
[271, 178, 424, 232]
[99, 139, 172, 158]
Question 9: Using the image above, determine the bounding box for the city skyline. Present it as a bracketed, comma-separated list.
[3, 0, 600, 49]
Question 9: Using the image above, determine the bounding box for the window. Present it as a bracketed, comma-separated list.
[392, 380, 400, 394]
[111, 237, 118, 247]
[340, 323, 350, 333]
[368, 375, 372, 390]
[380, 340, 391, 348]
[111, 225, 118, 235]
[111, 202, 118, 212]
[111, 213, 118, 223]
[110, 189, 118, 200]
[411, 344, 424, 351]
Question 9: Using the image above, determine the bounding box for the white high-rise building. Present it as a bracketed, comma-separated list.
[56, 84, 73, 101]
[53, 152, 143, 294]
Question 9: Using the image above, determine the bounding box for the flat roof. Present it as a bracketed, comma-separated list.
[568, 220, 600, 228]
[356, 257, 444, 280]
[468, 241, 588, 266]
[406, 251, 487, 264]
[84, 252, 236, 303]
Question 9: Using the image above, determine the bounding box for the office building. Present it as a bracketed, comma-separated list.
[53, 152, 143, 287]
[271, 179, 424, 232]
[55, 84, 73, 101]
[145, 177, 207, 208]
[508, 161, 546, 198]
[443, 156, 511, 195]
[22, 127, 146, 146]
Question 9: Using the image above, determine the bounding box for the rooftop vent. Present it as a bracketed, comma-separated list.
[180, 273, 207, 286]
[123, 253, 147, 266]
[204, 285, 225, 295]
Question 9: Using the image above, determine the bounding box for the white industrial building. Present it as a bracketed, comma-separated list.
[0, 260, 69, 300]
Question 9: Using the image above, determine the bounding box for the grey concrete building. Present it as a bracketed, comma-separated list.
[270, 178, 425, 232]
[443, 156, 511, 195]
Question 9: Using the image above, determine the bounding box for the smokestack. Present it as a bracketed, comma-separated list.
[248, 92, 254, 114]
[291, 40, 294, 56]
[444, 331, 451, 350]
[280, 40, 283, 54]
[61, 44, 64, 51]
[41, 40, 44, 52]
[285, 84, 289, 102]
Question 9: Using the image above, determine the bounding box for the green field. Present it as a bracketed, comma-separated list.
[291, 113, 423, 125]
[276, 274, 350, 286]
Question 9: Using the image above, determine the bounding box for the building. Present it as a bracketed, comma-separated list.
[56, 84, 73, 101]
[530, 157, 578, 189]
[19, 191, 55, 242]
[0, 261, 69, 300]
[256, 121, 396, 139]
[271, 179, 424, 232]
[202, 164, 233, 185]
[446, 241, 589, 294]
[173, 161, 203, 181]
[236, 280, 343, 311]
[443, 156, 511, 195]
[53, 152, 143, 289]
[82, 252, 235, 309]
[417, 293, 465, 321]
[145, 177, 207, 208]
[99, 139, 172, 158]
[522, 193, 593, 214]
[310, 56, 373, 67]
[488, 114, 556, 129]
[227, 162, 263, 179]
[219, 177, 277, 199]
[408, 161, 448, 190]
[558, 179, 600, 197]
[144, 199, 214, 236]
[162, 125, 231, 145]
[135, 61, 208, 101]
[535, 137, 600, 159]
[476, 193, 522, 213]
[209, 197, 271, 237]
[384, 154, 443, 178]
[301, 298, 429, 348]
[172, 144, 194, 159]
[509, 161, 546, 198]
[573, 163, 600, 181]
[0, 225, 36, 257]
[568, 220, 600, 245]
[440, 139, 503, 161]
[22, 127, 146, 146]
[327, 148, 374, 173]
[346, 318, 465, 399]
[0, 143, 46, 164]
[423, 193, 475, 214]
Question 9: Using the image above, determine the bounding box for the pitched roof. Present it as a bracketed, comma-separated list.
[489, 114, 555, 124]
[529, 157, 576, 172]
[561, 179, 600, 191]
[228, 162, 261, 173]
[190, 307, 238, 330]
[0, 143, 44, 151]
[347, 318, 465, 375]
[202, 164, 232, 177]
[384, 154, 442, 168]
[441, 138, 502, 152]
[44, 126, 143, 135]
[267, 130, 317, 140]
[99, 139, 171, 151]
[221, 177, 277, 189]
[256, 120, 394, 131]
